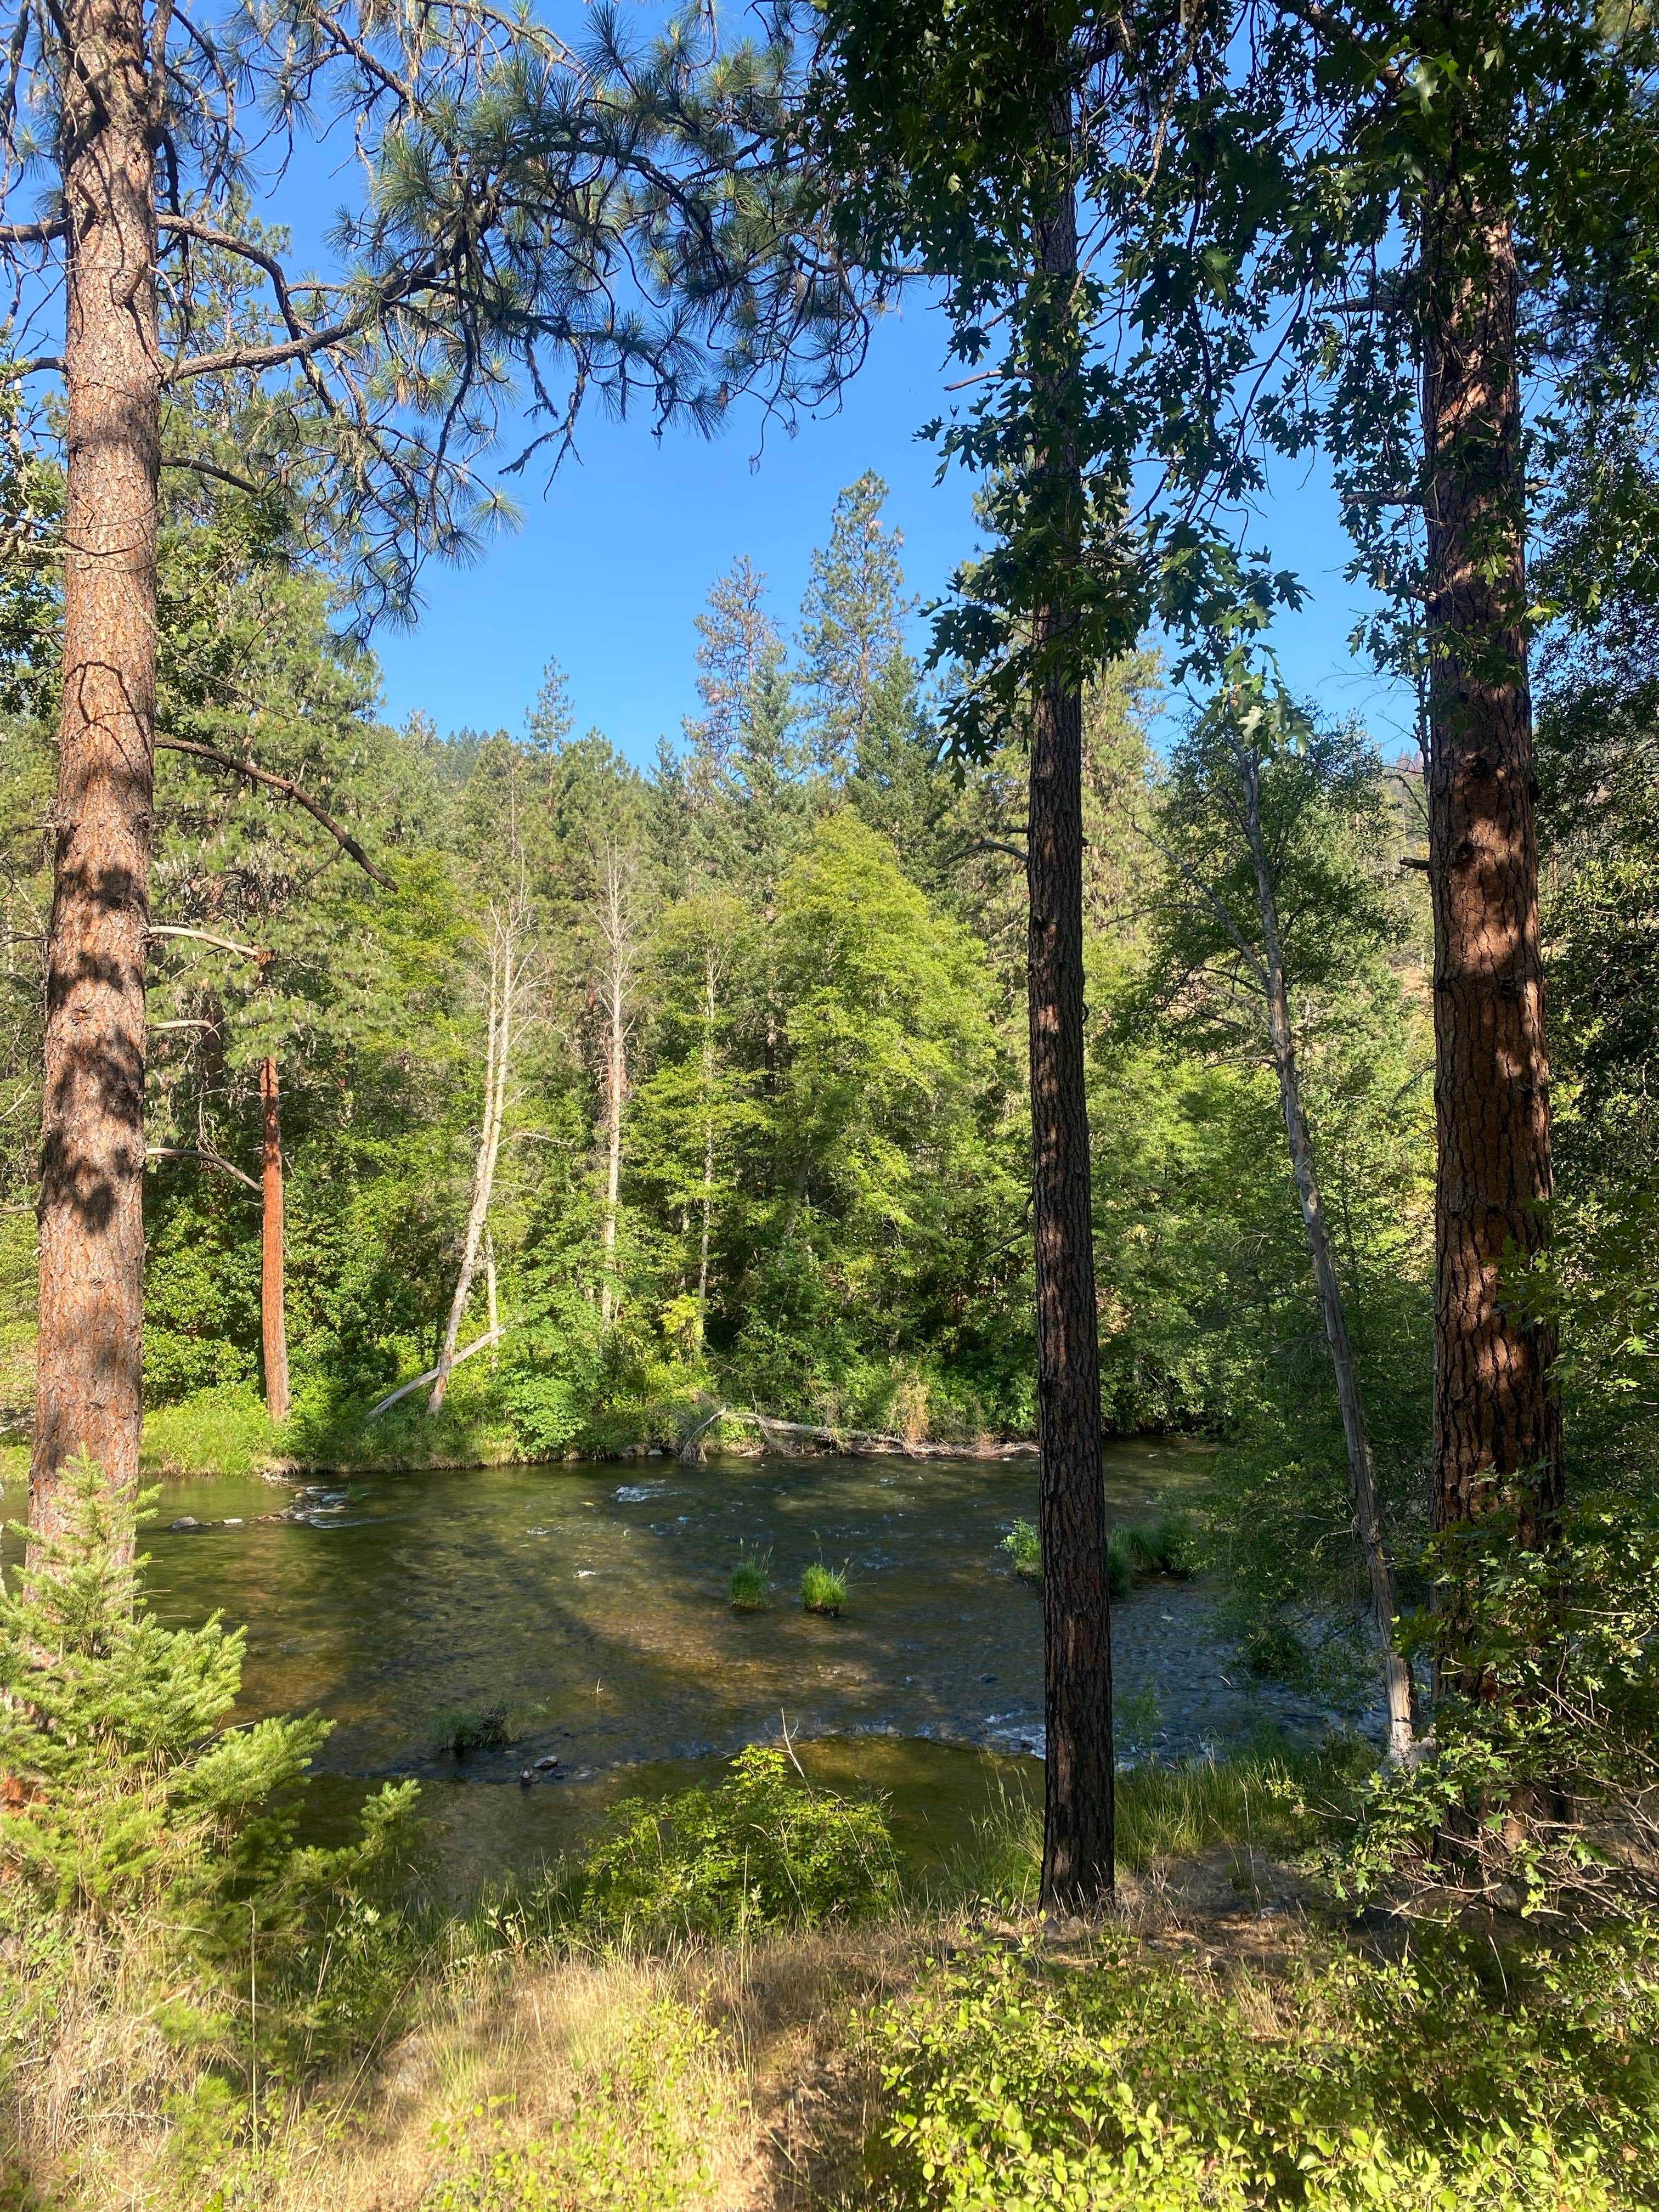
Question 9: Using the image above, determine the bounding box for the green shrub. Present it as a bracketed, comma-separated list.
[1345, 1504, 1659, 1911]
[1001, 1520, 1042, 1581]
[578, 1746, 899, 1941]
[872, 1920, 1659, 2210]
[801, 1560, 849, 1615]
[729, 1549, 771, 1612]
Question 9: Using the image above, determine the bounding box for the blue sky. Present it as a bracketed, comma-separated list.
[369, 300, 1420, 766]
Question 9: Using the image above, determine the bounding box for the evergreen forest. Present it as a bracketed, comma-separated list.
[1, 0, 1658, 2205]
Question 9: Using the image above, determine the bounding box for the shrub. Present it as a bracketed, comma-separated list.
[578, 1746, 899, 1940]
[801, 1561, 849, 1615]
[729, 1549, 771, 1613]
[1001, 1520, 1042, 1581]
[872, 1918, 1659, 2210]
[0, 1454, 415, 1943]
[1344, 1504, 1659, 1911]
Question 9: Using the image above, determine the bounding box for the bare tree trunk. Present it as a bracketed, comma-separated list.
[696, 946, 716, 1358]
[1239, 753, 1414, 1762]
[431, 908, 519, 1413]
[485, 1228, 499, 1367]
[259, 1056, 290, 1423]
[1029, 127, 1114, 1911]
[31, 0, 160, 1552]
[596, 847, 634, 1331]
[1421, 189, 1562, 1567]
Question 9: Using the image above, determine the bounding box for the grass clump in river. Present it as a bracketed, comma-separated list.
[729, 1546, 772, 1612]
[1002, 1509, 1200, 1594]
[429, 1700, 517, 1757]
[802, 1559, 849, 1615]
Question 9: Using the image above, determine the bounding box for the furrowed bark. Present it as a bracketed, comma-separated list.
[260, 1056, 290, 1423]
[1029, 133, 1115, 1911]
[1240, 751, 1414, 1762]
[1421, 189, 1561, 1567]
[31, 0, 160, 1551]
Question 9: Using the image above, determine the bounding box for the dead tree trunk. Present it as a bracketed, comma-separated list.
[30, 0, 160, 1552]
[1239, 751, 1414, 1762]
[259, 1056, 290, 1423]
[1029, 128, 1115, 1911]
[695, 945, 716, 1357]
[430, 906, 521, 1413]
[595, 846, 634, 1331]
[1421, 189, 1562, 1564]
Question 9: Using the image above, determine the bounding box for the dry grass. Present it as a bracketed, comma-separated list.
[4, 1918, 927, 2212]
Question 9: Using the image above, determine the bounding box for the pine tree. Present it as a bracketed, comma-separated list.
[797, 472, 915, 782]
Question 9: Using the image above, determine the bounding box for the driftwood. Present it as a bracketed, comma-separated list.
[677, 1406, 1035, 1466]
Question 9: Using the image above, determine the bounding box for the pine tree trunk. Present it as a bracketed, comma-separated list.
[1029, 138, 1114, 1911]
[30, 0, 159, 1552]
[1421, 189, 1561, 1560]
[259, 1057, 290, 1423]
[1240, 753, 1414, 1761]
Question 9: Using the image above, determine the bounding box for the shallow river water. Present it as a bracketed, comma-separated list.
[40, 1442, 1361, 1892]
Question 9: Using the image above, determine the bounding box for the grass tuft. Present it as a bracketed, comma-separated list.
[730, 1548, 772, 1612]
[429, 1702, 515, 1758]
[801, 1560, 849, 1616]
[960, 1738, 1370, 1901]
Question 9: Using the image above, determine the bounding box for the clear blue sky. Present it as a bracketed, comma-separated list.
[245, 81, 1418, 768]
[369, 302, 1419, 765]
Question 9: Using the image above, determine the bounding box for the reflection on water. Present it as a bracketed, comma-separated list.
[13, 1437, 1370, 1893]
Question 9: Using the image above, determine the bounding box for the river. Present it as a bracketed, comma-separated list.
[43, 1440, 1363, 1893]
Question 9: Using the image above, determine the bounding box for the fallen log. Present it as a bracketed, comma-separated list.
[365, 1326, 506, 1421]
[677, 1406, 1035, 1466]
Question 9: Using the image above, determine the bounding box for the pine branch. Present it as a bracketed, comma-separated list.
[155, 738, 398, 888]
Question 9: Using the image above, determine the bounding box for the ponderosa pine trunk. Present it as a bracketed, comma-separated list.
[30, 0, 159, 1552]
[1239, 752, 1414, 1761]
[259, 1056, 290, 1423]
[1421, 185, 1561, 1566]
[1029, 134, 1115, 1911]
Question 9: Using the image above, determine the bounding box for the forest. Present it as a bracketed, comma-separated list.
[1, 0, 1658, 2205]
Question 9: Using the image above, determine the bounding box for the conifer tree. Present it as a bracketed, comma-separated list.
[797, 471, 914, 781]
